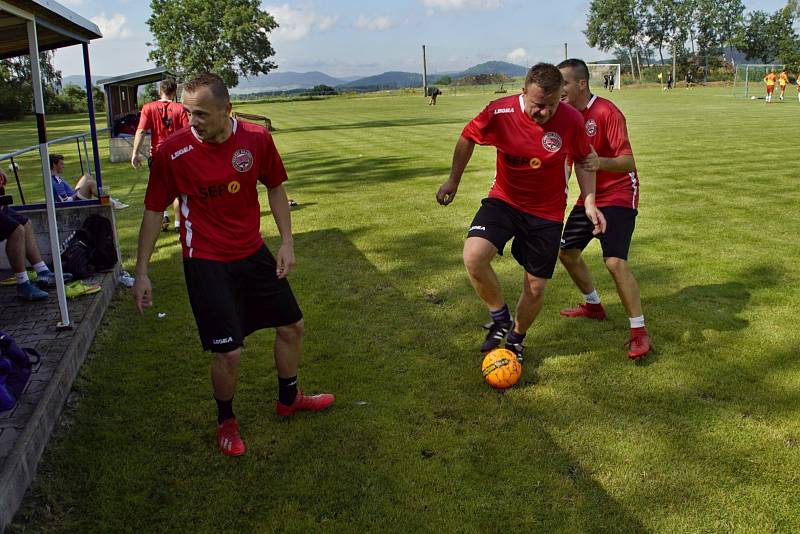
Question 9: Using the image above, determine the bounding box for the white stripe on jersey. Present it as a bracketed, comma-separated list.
[629, 172, 638, 209]
[181, 193, 193, 258]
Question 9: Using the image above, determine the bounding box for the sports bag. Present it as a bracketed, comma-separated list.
[81, 214, 117, 271]
[0, 331, 41, 412]
[60, 228, 92, 279]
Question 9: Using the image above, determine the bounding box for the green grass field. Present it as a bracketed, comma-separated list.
[5, 85, 800, 532]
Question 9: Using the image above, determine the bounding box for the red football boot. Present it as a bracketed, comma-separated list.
[627, 327, 652, 360]
[217, 418, 246, 456]
[560, 302, 606, 320]
[276, 390, 335, 417]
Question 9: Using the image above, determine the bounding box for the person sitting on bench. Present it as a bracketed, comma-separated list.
[50, 154, 128, 210]
[1, 169, 71, 300]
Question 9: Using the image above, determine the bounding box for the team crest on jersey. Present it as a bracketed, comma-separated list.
[585, 119, 597, 137]
[231, 149, 253, 172]
[541, 132, 563, 152]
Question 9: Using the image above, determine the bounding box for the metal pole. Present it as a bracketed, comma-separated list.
[27, 19, 70, 329]
[9, 156, 25, 204]
[82, 136, 92, 177]
[82, 43, 103, 193]
[564, 43, 568, 60]
[76, 138, 84, 176]
[422, 45, 428, 98]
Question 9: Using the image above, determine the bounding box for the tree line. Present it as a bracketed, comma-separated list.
[586, 0, 800, 80]
[0, 52, 105, 120]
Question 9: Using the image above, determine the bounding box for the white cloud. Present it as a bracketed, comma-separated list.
[354, 15, 394, 31]
[266, 4, 338, 41]
[420, 0, 503, 11]
[90, 13, 131, 39]
[507, 48, 526, 63]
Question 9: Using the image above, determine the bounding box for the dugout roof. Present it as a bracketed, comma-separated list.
[96, 67, 175, 88]
[0, 0, 102, 60]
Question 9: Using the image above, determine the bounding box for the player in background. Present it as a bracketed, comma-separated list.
[131, 78, 188, 231]
[557, 58, 651, 360]
[436, 63, 605, 363]
[779, 70, 789, 101]
[133, 73, 334, 456]
[764, 71, 777, 103]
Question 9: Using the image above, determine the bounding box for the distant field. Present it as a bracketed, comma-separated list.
[5, 85, 800, 532]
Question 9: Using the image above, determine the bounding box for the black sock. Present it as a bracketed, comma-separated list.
[490, 304, 511, 325]
[507, 330, 526, 345]
[278, 376, 298, 406]
[215, 397, 235, 424]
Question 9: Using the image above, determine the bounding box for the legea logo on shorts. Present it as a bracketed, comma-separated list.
[542, 132, 563, 152]
[470, 225, 486, 232]
[231, 148, 253, 172]
[213, 337, 233, 345]
[585, 119, 597, 137]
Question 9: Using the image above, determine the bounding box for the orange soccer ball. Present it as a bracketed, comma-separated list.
[481, 349, 522, 389]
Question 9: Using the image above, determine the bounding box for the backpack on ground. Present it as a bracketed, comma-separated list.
[81, 214, 117, 271]
[60, 228, 92, 279]
[0, 330, 41, 412]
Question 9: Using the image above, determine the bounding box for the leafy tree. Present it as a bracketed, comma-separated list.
[586, 0, 644, 79]
[771, 6, 800, 66]
[147, 0, 279, 88]
[435, 75, 452, 85]
[643, 0, 680, 66]
[740, 10, 775, 63]
[0, 51, 62, 118]
[307, 84, 337, 96]
[92, 86, 105, 113]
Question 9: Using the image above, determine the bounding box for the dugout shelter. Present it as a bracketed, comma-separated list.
[97, 67, 177, 162]
[0, 0, 106, 330]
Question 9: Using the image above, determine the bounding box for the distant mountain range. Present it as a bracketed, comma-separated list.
[231, 60, 529, 94]
[59, 60, 530, 95]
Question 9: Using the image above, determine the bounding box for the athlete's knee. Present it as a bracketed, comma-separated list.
[523, 273, 547, 299]
[559, 248, 581, 266]
[7, 223, 24, 244]
[215, 348, 241, 367]
[604, 256, 629, 276]
[276, 319, 304, 344]
[463, 240, 493, 275]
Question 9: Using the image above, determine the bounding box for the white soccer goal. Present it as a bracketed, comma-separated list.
[732, 64, 785, 98]
[587, 63, 622, 91]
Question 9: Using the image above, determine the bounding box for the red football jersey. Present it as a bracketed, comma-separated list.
[576, 95, 639, 209]
[462, 94, 591, 222]
[136, 99, 189, 155]
[145, 119, 288, 261]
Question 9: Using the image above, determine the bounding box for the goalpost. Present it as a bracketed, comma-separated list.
[587, 63, 622, 91]
[732, 64, 785, 98]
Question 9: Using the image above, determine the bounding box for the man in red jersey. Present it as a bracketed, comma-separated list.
[557, 58, 650, 360]
[131, 78, 188, 231]
[436, 63, 605, 363]
[132, 73, 334, 457]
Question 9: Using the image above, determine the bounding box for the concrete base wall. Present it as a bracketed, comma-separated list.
[0, 203, 120, 270]
[109, 135, 149, 163]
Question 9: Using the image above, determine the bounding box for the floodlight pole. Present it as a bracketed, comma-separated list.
[27, 19, 70, 329]
[422, 45, 428, 98]
[564, 43, 568, 60]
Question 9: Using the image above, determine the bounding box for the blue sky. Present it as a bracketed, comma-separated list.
[54, 0, 791, 78]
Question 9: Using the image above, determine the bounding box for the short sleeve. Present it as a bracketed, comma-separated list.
[461, 105, 495, 145]
[605, 109, 633, 156]
[572, 117, 592, 162]
[137, 104, 152, 131]
[258, 132, 288, 189]
[144, 148, 179, 212]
